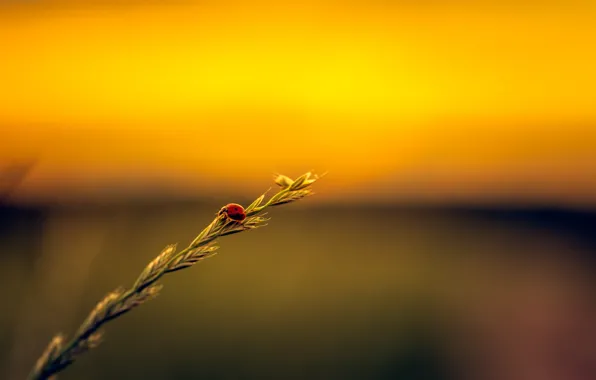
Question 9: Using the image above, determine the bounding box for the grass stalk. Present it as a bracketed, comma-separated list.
[28, 172, 322, 380]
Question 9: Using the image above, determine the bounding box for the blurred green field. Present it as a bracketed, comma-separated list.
[1, 202, 595, 380]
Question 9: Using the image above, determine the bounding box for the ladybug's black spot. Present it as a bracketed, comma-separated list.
[228, 212, 246, 221]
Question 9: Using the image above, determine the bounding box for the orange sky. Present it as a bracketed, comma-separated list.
[1, 1, 595, 205]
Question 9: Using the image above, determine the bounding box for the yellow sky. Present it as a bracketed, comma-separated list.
[1, 1, 595, 205]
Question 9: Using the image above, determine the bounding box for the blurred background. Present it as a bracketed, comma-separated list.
[1, 1, 595, 379]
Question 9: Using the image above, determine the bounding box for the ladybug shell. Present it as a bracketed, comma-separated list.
[224, 203, 246, 221]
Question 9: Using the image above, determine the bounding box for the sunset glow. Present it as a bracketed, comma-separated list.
[1, 1, 595, 204]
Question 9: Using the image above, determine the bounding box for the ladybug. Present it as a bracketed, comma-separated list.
[218, 203, 246, 222]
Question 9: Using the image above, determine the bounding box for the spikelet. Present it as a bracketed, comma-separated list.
[75, 289, 123, 338]
[136, 244, 177, 288]
[166, 244, 219, 273]
[273, 174, 294, 189]
[29, 334, 65, 379]
[108, 284, 163, 320]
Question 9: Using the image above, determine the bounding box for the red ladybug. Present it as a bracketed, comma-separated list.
[218, 203, 246, 222]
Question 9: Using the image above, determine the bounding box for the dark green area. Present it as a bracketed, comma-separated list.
[1, 202, 594, 379]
